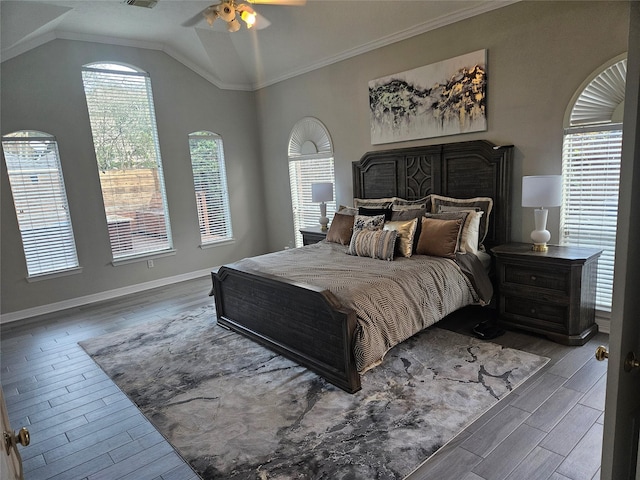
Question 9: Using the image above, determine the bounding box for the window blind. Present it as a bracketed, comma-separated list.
[82, 63, 172, 259]
[2, 132, 79, 277]
[288, 157, 336, 247]
[561, 128, 622, 311]
[188, 132, 233, 244]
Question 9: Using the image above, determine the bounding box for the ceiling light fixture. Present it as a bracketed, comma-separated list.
[203, 1, 257, 32]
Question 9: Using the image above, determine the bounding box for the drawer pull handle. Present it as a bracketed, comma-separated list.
[531, 275, 537, 281]
[531, 308, 536, 314]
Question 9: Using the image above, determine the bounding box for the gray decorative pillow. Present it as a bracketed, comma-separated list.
[393, 195, 431, 212]
[347, 229, 398, 261]
[353, 198, 394, 209]
[337, 205, 358, 216]
[390, 206, 427, 221]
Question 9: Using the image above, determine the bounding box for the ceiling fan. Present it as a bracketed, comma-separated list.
[183, 0, 305, 32]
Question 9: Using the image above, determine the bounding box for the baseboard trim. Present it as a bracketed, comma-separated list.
[595, 311, 611, 335]
[0, 268, 215, 325]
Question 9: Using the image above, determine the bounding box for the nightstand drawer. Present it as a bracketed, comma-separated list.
[492, 243, 602, 345]
[503, 264, 568, 292]
[503, 296, 567, 328]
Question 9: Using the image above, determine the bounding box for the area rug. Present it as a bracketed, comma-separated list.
[79, 306, 548, 480]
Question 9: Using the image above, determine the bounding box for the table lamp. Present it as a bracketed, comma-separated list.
[311, 182, 333, 231]
[522, 175, 562, 252]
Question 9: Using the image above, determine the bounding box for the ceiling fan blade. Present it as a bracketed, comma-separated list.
[254, 11, 271, 29]
[247, 0, 306, 5]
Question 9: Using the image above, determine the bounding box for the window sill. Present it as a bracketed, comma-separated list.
[27, 266, 83, 283]
[111, 249, 177, 266]
[199, 238, 235, 249]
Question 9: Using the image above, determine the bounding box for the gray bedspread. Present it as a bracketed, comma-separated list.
[233, 241, 488, 373]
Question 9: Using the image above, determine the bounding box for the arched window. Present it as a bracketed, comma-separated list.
[1, 130, 79, 277]
[188, 131, 233, 245]
[561, 55, 626, 312]
[81, 62, 173, 261]
[288, 117, 336, 247]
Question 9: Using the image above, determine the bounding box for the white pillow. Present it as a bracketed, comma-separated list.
[458, 210, 484, 254]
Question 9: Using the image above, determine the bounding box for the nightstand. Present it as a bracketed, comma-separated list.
[300, 226, 327, 245]
[491, 243, 602, 346]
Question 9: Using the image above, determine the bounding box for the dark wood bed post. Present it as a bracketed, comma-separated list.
[213, 266, 361, 393]
[213, 140, 513, 394]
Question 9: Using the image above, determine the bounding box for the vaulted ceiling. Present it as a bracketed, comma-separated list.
[1, 0, 515, 91]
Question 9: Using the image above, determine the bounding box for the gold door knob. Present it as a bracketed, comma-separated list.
[15, 427, 30, 447]
[624, 352, 640, 373]
[595, 345, 609, 361]
[4, 426, 30, 451]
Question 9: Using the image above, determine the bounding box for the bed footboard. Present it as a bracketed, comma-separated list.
[212, 265, 361, 393]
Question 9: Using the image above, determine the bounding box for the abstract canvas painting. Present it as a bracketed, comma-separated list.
[369, 50, 487, 145]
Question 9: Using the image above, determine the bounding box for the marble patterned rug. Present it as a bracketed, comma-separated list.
[79, 306, 548, 480]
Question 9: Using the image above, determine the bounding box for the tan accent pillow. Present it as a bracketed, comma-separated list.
[383, 218, 418, 257]
[416, 217, 464, 259]
[326, 212, 355, 245]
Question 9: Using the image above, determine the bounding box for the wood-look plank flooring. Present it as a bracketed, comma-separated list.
[0, 276, 607, 480]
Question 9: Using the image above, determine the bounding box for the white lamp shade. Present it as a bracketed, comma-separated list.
[311, 182, 333, 203]
[522, 175, 562, 208]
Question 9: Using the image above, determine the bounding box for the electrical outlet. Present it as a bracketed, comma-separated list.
[147, 259, 154, 268]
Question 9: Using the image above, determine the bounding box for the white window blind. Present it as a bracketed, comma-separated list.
[288, 117, 335, 248]
[561, 128, 622, 311]
[81, 63, 172, 259]
[560, 57, 626, 313]
[2, 131, 79, 277]
[188, 131, 233, 244]
[288, 157, 336, 247]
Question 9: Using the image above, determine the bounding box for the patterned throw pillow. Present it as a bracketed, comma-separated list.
[352, 214, 385, 232]
[347, 229, 398, 261]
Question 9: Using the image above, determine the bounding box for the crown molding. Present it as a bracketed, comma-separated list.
[1, 1, 518, 92]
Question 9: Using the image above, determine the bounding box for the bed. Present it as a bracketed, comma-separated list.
[212, 140, 513, 393]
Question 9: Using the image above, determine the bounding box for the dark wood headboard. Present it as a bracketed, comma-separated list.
[352, 140, 513, 250]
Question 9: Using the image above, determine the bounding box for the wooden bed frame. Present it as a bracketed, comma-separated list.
[213, 140, 513, 393]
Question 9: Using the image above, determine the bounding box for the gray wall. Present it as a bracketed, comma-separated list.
[256, 1, 630, 252]
[0, 1, 630, 317]
[1, 40, 267, 315]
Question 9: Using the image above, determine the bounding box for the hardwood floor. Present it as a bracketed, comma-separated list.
[0, 276, 607, 480]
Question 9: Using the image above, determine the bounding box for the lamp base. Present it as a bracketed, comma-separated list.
[530, 209, 551, 253]
[531, 243, 548, 252]
[319, 202, 329, 231]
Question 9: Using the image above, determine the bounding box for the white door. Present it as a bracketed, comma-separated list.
[600, 3, 640, 479]
[1, 386, 27, 480]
